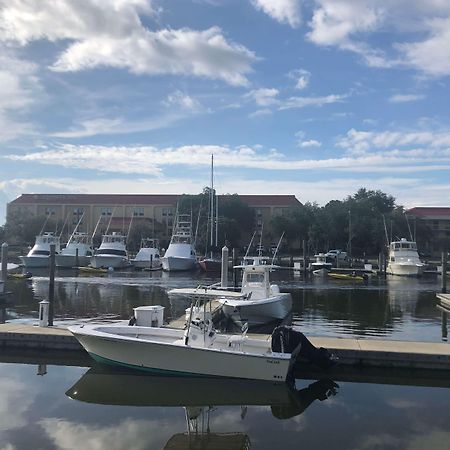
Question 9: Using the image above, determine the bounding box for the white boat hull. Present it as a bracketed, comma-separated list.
[69, 325, 290, 382]
[387, 263, 424, 276]
[161, 256, 196, 272]
[55, 254, 91, 268]
[131, 259, 162, 270]
[220, 294, 292, 326]
[19, 256, 50, 268]
[90, 255, 129, 269]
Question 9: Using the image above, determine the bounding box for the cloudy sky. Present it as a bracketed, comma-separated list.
[1, 0, 450, 222]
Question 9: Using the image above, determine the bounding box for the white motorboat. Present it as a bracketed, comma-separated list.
[56, 232, 94, 268]
[130, 238, 162, 270]
[161, 213, 197, 271]
[69, 305, 335, 382]
[90, 232, 130, 269]
[386, 238, 424, 276]
[218, 257, 292, 326]
[309, 253, 332, 272]
[19, 232, 61, 268]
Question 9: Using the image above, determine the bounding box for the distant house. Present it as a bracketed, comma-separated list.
[7, 193, 301, 246]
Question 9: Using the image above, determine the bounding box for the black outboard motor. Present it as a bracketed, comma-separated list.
[271, 326, 337, 370]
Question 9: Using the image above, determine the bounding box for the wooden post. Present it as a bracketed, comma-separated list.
[1, 242, 8, 282]
[48, 244, 55, 326]
[442, 251, 447, 294]
[75, 248, 79, 268]
[302, 240, 307, 278]
[442, 310, 448, 342]
[150, 254, 153, 271]
[232, 247, 237, 288]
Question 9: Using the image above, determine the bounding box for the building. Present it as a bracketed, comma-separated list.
[407, 207, 450, 254]
[7, 193, 301, 246]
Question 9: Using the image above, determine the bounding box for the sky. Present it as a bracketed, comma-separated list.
[1, 0, 450, 224]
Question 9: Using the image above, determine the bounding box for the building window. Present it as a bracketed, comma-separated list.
[45, 207, 56, 216]
[256, 209, 262, 217]
[432, 220, 439, 229]
[101, 207, 112, 216]
[133, 207, 144, 217]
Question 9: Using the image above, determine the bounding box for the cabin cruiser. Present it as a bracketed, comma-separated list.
[130, 238, 162, 270]
[56, 232, 94, 268]
[19, 232, 61, 268]
[386, 238, 424, 276]
[161, 214, 197, 271]
[90, 232, 129, 269]
[309, 253, 332, 272]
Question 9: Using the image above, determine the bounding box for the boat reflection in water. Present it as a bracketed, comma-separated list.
[66, 365, 338, 448]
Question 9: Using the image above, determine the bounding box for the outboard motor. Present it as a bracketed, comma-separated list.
[271, 326, 337, 370]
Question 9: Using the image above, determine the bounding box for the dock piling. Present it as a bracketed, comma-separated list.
[221, 245, 229, 288]
[48, 244, 55, 326]
[442, 251, 447, 294]
[1, 242, 8, 283]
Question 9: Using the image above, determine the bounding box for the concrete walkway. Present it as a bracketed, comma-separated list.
[1, 322, 450, 372]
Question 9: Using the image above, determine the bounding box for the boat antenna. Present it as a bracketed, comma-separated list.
[67, 212, 85, 245]
[404, 212, 413, 241]
[58, 211, 71, 238]
[257, 223, 264, 256]
[126, 206, 135, 239]
[91, 214, 103, 241]
[382, 214, 389, 247]
[271, 231, 285, 265]
[244, 230, 257, 258]
[105, 205, 117, 234]
[39, 214, 51, 235]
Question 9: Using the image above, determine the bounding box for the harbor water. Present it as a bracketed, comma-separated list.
[1, 269, 450, 449]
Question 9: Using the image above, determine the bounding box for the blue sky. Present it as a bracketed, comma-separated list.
[1, 0, 450, 223]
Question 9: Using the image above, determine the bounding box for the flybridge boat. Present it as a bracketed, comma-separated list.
[386, 238, 424, 277]
[161, 213, 197, 272]
[56, 232, 94, 268]
[90, 232, 129, 269]
[130, 238, 162, 270]
[19, 232, 61, 268]
[218, 257, 292, 326]
[68, 304, 335, 383]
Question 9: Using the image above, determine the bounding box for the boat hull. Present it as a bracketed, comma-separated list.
[69, 325, 290, 382]
[90, 255, 129, 269]
[387, 263, 424, 276]
[55, 254, 91, 268]
[19, 256, 49, 268]
[161, 256, 196, 272]
[198, 258, 222, 272]
[131, 259, 162, 270]
[220, 294, 292, 326]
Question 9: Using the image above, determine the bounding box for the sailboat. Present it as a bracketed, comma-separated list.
[199, 154, 221, 272]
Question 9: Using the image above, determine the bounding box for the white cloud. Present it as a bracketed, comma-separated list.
[0, 1, 257, 86]
[388, 94, 425, 103]
[249, 108, 273, 118]
[164, 91, 201, 110]
[245, 88, 279, 106]
[279, 94, 345, 110]
[251, 0, 301, 28]
[299, 139, 322, 148]
[288, 69, 311, 90]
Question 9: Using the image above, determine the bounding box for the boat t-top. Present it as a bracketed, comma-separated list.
[386, 238, 424, 276]
[19, 232, 61, 268]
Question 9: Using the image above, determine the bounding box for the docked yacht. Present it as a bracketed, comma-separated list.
[386, 238, 424, 276]
[161, 214, 197, 271]
[19, 232, 61, 268]
[130, 238, 162, 270]
[308, 253, 332, 272]
[56, 232, 94, 268]
[90, 232, 129, 269]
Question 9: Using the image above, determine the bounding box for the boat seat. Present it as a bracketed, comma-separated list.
[228, 335, 248, 350]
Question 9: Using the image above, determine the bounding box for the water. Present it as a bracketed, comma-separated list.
[2, 270, 450, 449]
[3, 268, 447, 342]
[1, 360, 450, 450]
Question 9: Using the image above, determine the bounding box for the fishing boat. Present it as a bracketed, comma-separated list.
[19, 232, 61, 268]
[218, 257, 292, 326]
[56, 232, 94, 268]
[90, 232, 130, 269]
[327, 272, 365, 282]
[161, 213, 197, 272]
[309, 253, 332, 272]
[386, 238, 424, 276]
[130, 238, 162, 270]
[68, 305, 335, 383]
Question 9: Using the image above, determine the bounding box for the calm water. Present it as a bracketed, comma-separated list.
[2, 270, 450, 449]
[1, 360, 450, 450]
[3, 268, 448, 342]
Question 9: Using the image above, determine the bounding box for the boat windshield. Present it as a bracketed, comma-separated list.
[96, 249, 126, 256]
[31, 250, 50, 256]
[245, 273, 265, 283]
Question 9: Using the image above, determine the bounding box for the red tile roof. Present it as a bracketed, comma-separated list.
[407, 207, 450, 218]
[10, 193, 301, 208]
